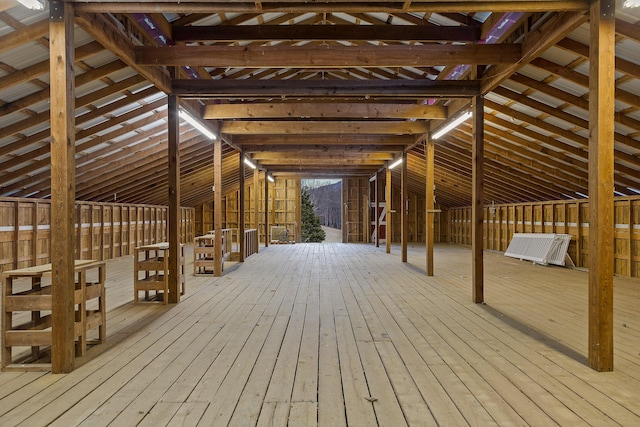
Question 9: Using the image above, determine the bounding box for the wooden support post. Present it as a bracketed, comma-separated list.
[629, 201, 634, 278]
[239, 152, 246, 262]
[13, 201, 19, 269]
[588, 0, 615, 372]
[426, 138, 435, 276]
[375, 173, 380, 247]
[254, 168, 260, 252]
[49, 0, 76, 374]
[33, 201, 39, 265]
[472, 95, 485, 304]
[214, 137, 223, 276]
[168, 94, 181, 303]
[296, 178, 302, 243]
[386, 164, 392, 254]
[401, 151, 408, 262]
[265, 172, 270, 247]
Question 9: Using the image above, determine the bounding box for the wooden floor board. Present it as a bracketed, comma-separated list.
[1, 242, 639, 426]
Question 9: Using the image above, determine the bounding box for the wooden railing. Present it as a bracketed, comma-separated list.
[0, 197, 195, 272]
[244, 229, 258, 259]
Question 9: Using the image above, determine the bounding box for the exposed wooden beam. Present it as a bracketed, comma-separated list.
[232, 134, 414, 146]
[425, 137, 435, 276]
[471, 94, 484, 304]
[205, 102, 447, 119]
[0, 18, 49, 54]
[482, 11, 587, 93]
[172, 24, 480, 42]
[168, 94, 181, 303]
[49, 0, 75, 374]
[174, 79, 480, 98]
[240, 144, 407, 153]
[72, 1, 590, 14]
[136, 44, 521, 68]
[75, 11, 171, 93]
[588, 0, 615, 372]
[221, 120, 428, 135]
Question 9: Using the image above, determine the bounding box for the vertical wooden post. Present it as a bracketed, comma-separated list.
[386, 164, 392, 254]
[13, 201, 19, 269]
[33, 201, 39, 265]
[296, 178, 302, 243]
[588, 0, 615, 372]
[254, 168, 260, 252]
[629, 200, 634, 277]
[49, 0, 76, 374]
[375, 173, 380, 247]
[168, 94, 180, 303]
[265, 172, 270, 247]
[401, 151, 408, 262]
[214, 137, 223, 276]
[426, 138, 435, 276]
[472, 95, 485, 304]
[239, 152, 246, 262]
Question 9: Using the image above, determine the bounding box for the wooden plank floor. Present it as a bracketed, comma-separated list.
[1, 242, 639, 426]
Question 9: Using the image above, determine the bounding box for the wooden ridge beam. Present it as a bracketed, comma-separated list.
[136, 43, 522, 68]
[205, 102, 447, 119]
[221, 120, 428, 135]
[172, 24, 480, 42]
[72, 1, 590, 14]
[174, 79, 480, 98]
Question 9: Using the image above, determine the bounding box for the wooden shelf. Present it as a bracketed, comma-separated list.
[134, 243, 185, 303]
[2, 260, 106, 371]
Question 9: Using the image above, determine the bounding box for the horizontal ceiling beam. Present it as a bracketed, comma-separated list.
[72, 1, 590, 14]
[173, 79, 480, 98]
[204, 102, 446, 119]
[232, 134, 413, 145]
[221, 120, 428, 135]
[241, 144, 407, 152]
[136, 44, 522, 68]
[172, 24, 481, 42]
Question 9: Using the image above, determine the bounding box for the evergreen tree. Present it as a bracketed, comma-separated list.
[301, 188, 326, 242]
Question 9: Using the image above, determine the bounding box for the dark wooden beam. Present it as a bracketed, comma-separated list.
[173, 79, 480, 98]
[239, 152, 246, 262]
[401, 150, 408, 262]
[588, 0, 615, 372]
[425, 137, 435, 276]
[386, 162, 392, 254]
[172, 24, 480, 42]
[49, 0, 75, 374]
[214, 136, 223, 277]
[471, 94, 484, 304]
[168, 94, 181, 304]
[137, 44, 521, 68]
[72, 1, 590, 14]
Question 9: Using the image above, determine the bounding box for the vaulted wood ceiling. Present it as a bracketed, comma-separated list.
[1, 1, 639, 208]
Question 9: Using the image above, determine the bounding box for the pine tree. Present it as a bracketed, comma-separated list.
[301, 188, 326, 242]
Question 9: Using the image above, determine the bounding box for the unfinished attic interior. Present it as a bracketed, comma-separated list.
[1, 0, 640, 424]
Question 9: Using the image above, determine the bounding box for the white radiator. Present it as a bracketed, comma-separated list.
[504, 233, 572, 266]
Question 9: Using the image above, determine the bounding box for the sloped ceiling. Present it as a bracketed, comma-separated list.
[1, 1, 639, 208]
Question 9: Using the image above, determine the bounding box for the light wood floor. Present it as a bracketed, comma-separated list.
[1, 242, 639, 426]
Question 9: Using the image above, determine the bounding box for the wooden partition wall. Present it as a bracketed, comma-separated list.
[449, 196, 640, 278]
[195, 177, 301, 244]
[0, 197, 195, 272]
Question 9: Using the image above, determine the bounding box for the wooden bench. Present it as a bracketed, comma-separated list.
[194, 230, 232, 276]
[1, 260, 106, 371]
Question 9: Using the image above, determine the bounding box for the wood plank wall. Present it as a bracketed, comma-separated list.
[0, 197, 195, 272]
[195, 177, 301, 243]
[449, 196, 640, 278]
[388, 190, 448, 245]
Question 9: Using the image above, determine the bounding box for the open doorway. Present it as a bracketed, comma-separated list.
[302, 179, 342, 243]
